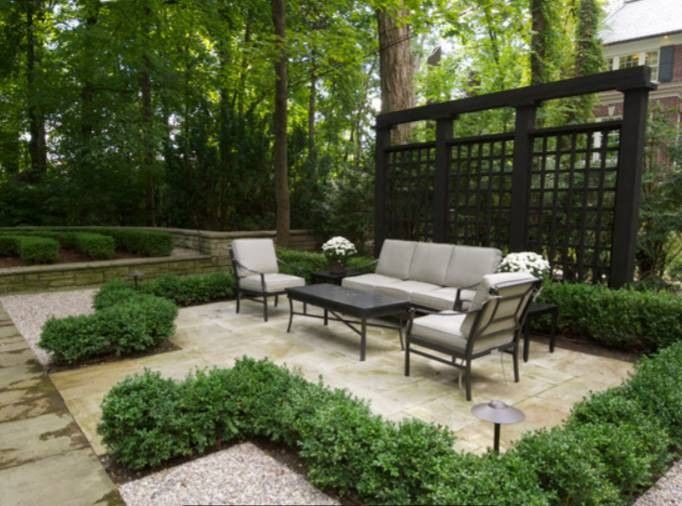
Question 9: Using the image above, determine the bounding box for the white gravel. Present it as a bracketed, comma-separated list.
[635, 459, 682, 506]
[0, 288, 96, 366]
[119, 443, 338, 506]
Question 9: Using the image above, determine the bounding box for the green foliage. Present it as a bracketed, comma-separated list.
[70, 232, 116, 260]
[536, 281, 682, 352]
[0, 235, 19, 256]
[39, 294, 177, 365]
[101, 229, 173, 257]
[98, 343, 682, 503]
[277, 247, 374, 283]
[139, 273, 234, 306]
[16, 236, 59, 264]
[93, 280, 138, 311]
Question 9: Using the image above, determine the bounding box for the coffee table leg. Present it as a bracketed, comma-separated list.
[324, 308, 328, 326]
[360, 318, 367, 361]
[287, 297, 294, 333]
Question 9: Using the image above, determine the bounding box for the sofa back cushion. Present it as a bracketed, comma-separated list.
[444, 245, 502, 287]
[376, 239, 417, 279]
[408, 242, 455, 285]
[231, 239, 278, 277]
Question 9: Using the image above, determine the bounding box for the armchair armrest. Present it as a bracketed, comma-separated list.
[232, 258, 266, 278]
[454, 282, 480, 311]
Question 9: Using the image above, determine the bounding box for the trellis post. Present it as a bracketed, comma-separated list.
[433, 117, 454, 242]
[509, 103, 537, 251]
[374, 125, 391, 257]
[610, 87, 650, 287]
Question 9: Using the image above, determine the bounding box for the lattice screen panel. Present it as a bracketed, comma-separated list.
[384, 143, 436, 241]
[447, 135, 515, 249]
[527, 124, 621, 282]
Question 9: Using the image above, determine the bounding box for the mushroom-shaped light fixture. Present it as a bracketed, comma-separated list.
[128, 270, 144, 289]
[471, 400, 525, 453]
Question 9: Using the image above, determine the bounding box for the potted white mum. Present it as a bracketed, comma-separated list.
[321, 236, 357, 273]
[497, 251, 551, 280]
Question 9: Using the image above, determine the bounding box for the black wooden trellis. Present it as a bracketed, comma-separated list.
[374, 67, 655, 287]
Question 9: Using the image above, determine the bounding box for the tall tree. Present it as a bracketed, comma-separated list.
[529, 0, 550, 85]
[377, 3, 415, 144]
[571, 0, 604, 120]
[24, 0, 47, 180]
[272, 0, 289, 245]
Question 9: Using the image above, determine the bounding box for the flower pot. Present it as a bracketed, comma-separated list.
[328, 260, 346, 274]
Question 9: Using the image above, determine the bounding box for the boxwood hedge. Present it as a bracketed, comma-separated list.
[98, 341, 682, 504]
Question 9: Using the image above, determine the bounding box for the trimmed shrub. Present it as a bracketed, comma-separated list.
[535, 281, 682, 352]
[104, 229, 173, 257]
[140, 272, 234, 306]
[70, 232, 116, 259]
[40, 294, 177, 364]
[93, 279, 138, 311]
[277, 247, 375, 283]
[0, 235, 19, 256]
[16, 236, 59, 264]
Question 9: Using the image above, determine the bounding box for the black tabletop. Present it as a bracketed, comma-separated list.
[286, 283, 409, 316]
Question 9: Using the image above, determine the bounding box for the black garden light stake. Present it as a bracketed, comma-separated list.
[471, 400, 525, 453]
[128, 271, 144, 289]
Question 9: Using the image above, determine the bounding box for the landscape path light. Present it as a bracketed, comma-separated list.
[471, 400, 525, 453]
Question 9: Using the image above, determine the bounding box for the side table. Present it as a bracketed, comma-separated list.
[523, 302, 559, 362]
[311, 270, 357, 286]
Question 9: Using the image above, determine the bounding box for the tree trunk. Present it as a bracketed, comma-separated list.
[25, 0, 47, 181]
[272, 0, 290, 246]
[570, 0, 604, 122]
[377, 6, 415, 145]
[307, 59, 317, 167]
[80, 1, 99, 144]
[530, 0, 549, 85]
[140, 4, 156, 226]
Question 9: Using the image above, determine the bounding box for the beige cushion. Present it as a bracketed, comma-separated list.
[408, 243, 455, 285]
[378, 280, 441, 300]
[411, 311, 519, 354]
[376, 239, 417, 279]
[461, 272, 538, 338]
[231, 239, 278, 277]
[445, 245, 502, 288]
[341, 273, 402, 294]
[411, 287, 476, 311]
[240, 273, 305, 293]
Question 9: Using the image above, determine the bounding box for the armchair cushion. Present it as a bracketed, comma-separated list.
[408, 243, 455, 285]
[231, 239, 278, 277]
[375, 239, 417, 279]
[341, 273, 402, 293]
[445, 245, 502, 288]
[240, 273, 305, 293]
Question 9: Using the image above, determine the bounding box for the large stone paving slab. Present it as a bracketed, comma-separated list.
[47, 297, 634, 455]
[0, 302, 121, 506]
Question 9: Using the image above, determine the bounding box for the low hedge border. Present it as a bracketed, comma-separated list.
[535, 281, 682, 353]
[0, 235, 60, 264]
[98, 342, 682, 505]
[39, 291, 178, 365]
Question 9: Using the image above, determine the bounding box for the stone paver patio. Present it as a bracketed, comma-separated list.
[0, 304, 121, 506]
[45, 297, 633, 455]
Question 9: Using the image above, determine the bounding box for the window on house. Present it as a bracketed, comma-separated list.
[645, 51, 659, 80]
[620, 54, 640, 68]
[606, 57, 615, 71]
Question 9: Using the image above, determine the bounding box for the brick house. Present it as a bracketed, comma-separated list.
[596, 0, 682, 122]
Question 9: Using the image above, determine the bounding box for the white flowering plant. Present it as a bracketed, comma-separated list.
[321, 236, 357, 265]
[497, 251, 551, 279]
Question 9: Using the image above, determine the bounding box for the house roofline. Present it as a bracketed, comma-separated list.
[603, 29, 682, 47]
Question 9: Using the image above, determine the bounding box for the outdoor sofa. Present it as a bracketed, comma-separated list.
[342, 239, 502, 311]
[230, 238, 305, 321]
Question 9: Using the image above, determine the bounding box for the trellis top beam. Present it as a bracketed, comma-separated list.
[376, 67, 656, 129]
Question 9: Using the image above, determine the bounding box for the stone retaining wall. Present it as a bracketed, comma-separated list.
[0, 227, 317, 294]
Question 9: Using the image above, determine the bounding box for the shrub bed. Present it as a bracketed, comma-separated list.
[277, 247, 375, 282]
[40, 294, 177, 365]
[98, 342, 682, 504]
[15, 236, 60, 264]
[535, 281, 682, 352]
[100, 229, 173, 257]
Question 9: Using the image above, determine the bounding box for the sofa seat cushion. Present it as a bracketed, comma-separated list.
[408, 242, 455, 285]
[411, 287, 477, 311]
[376, 239, 417, 279]
[411, 312, 514, 354]
[376, 280, 441, 300]
[241, 273, 305, 293]
[341, 273, 402, 294]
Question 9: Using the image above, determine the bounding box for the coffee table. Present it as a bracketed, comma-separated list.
[285, 284, 410, 361]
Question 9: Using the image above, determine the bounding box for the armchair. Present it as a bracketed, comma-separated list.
[229, 238, 305, 321]
[404, 272, 541, 401]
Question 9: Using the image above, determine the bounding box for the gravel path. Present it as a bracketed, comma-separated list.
[635, 459, 682, 506]
[119, 443, 338, 506]
[0, 288, 96, 366]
